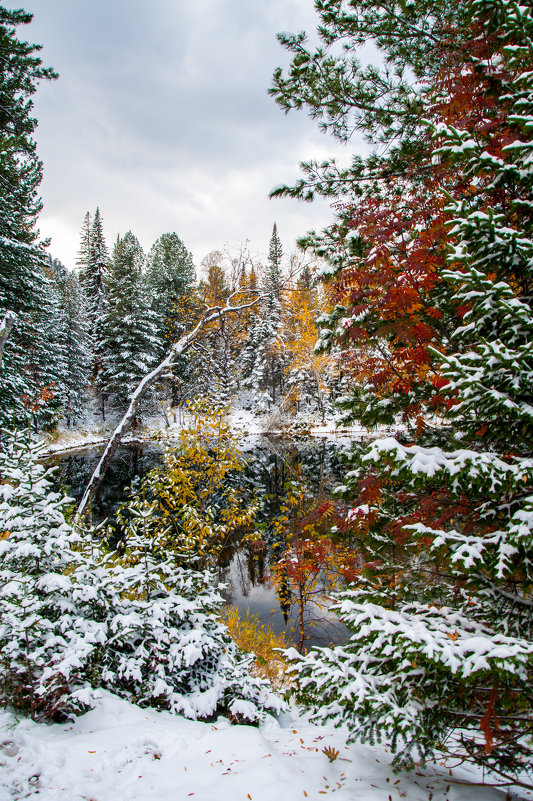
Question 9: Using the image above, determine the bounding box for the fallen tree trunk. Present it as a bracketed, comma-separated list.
[76, 296, 257, 518]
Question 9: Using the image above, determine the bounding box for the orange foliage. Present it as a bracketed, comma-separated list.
[327, 26, 522, 424]
[22, 383, 56, 412]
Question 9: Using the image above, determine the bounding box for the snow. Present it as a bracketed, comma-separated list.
[0, 691, 520, 801]
[39, 408, 368, 460]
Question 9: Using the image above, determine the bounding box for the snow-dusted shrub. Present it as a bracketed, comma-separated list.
[286, 583, 533, 769]
[102, 496, 283, 722]
[0, 429, 106, 720]
[0, 429, 282, 725]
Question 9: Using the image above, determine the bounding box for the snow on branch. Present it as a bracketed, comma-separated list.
[76, 294, 258, 519]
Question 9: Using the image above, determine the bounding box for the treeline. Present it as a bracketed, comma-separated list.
[0, 8, 339, 433]
[2, 207, 339, 430]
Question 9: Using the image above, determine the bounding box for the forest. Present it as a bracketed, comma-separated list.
[1, 0, 533, 799]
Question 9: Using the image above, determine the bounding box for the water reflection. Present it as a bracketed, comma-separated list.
[224, 549, 351, 647]
[49, 435, 352, 648]
[49, 442, 163, 522]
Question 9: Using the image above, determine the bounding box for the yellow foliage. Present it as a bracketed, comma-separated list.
[221, 605, 289, 690]
[118, 400, 259, 568]
[283, 280, 335, 411]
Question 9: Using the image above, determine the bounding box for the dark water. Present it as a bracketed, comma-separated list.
[49, 435, 353, 648]
[49, 440, 164, 521]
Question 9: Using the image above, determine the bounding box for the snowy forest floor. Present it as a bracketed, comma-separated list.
[0, 691, 527, 801]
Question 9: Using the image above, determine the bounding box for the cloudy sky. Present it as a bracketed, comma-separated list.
[13, 0, 361, 271]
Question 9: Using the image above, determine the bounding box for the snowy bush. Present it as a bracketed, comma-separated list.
[0, 428, 282, 725]
[286, 584, 533, 770]
[103, 487, 283, 722]
[0, 429, 106, 720]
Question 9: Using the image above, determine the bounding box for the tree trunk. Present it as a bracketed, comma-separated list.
[0, 311, 16, 370]
[76, 296, 257, 519]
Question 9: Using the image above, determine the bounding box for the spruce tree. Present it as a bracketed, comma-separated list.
[0, 430, 106, 720]
[88, 210, 109, 320]
[100, 231, 158, 407]
[103, 497, 282, 721]
[145, 232, 196, 360]
[53, 261, 90, 427]
[76, 211, 92, 278]
[241, 226, 287, 408]
[268, 222, 283, 280]
[77, 208, 109, 383]
[0, 429, 283, 725]
[39, 258, 70, 421]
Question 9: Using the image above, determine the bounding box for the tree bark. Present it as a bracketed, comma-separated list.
[0, 311, 16, 370]
[76, 296, 257, 519]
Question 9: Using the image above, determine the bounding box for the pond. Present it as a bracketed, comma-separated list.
[48, 434, 355, 649]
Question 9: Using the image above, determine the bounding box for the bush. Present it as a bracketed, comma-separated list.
[0, 428, 283, 725]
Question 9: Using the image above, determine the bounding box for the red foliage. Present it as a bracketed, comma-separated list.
[326, 25, 522, 423]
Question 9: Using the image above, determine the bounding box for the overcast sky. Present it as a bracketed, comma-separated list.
[13, 0, 361, 271]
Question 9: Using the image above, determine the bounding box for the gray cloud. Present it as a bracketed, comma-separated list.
[13, 0, 359, 268]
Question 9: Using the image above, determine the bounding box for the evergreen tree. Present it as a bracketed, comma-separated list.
[87, 210, 109, 319]
[145, 232, 196, 360]
[76, 211, 92, 277]
[77, 208, 109, 383]
[39, 258, 69, 416]
[0, 7, 58, 428]
[276, 0, 533, 783]
[0, 429, 106, 720]
[104, 500, 281, 721]
[268, 222, 283, 280]
[53, 261, 90, 427]
[87, 208, 110, 384]
[241, 226, 287, 408]
[100, 232, 158, 408]
[0, 429, 284, 725]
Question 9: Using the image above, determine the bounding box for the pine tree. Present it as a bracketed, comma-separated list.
[100, 232, 158, 408]
[53, 261, 90, 427]
[77, 208, 109, 384]
[76, 211, 92, 277]
[268, 222, 283, 279]
[38, 258, 69, 419]
[103, 516, 282, 721]
[276, 0, 533, 783]
[0, 7, 59, 428]
[241, 225, 288, 408]
[0, 429, 283, 725]
[0, 429, 106, 720]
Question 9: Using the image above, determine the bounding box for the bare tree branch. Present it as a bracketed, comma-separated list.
[0, 311, 16, 370]
[76, 296, 258, 519]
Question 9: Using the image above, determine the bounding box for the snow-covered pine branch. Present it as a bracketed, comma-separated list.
[76, 293, 258, 518]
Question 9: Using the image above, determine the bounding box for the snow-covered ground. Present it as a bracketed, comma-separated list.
[40, 402, 394, 458]
[0, 691, 525, 801]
